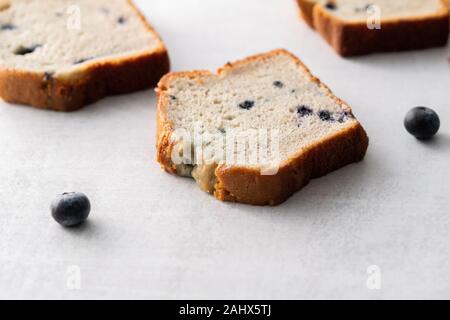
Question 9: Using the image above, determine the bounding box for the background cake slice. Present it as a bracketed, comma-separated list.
[156, 49, 369, 206]
[296, 0, 450, 56]
[0, 0, 169, 111]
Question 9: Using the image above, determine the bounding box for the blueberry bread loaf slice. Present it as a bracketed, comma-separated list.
[296, 0, 450, 56]
[0, 0, 169, 111]
[156, 49, 368, 206]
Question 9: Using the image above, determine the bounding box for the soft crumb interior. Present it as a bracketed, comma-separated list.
[0, 0, 159, 74]
[320, 0, 445, 21]
[164, 52, 358, 173]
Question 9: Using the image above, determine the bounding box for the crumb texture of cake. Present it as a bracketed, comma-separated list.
[296, 0, 450, 56]
[0, 0, 169, 111]
[156, 49, 369, 206]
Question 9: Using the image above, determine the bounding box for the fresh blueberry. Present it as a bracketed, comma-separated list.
[51, 192, 91, 227]
[239, 100, 255, 110]
[297, 105, 313, 117]
[404, 107, 440, 139]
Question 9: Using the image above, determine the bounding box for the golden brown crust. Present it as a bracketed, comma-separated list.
[0, 0, 170, 111]
[297, 0, 450, 56]
[156, 49, 369, 206]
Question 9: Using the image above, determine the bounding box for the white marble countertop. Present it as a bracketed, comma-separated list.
[1, 0, 449, 299]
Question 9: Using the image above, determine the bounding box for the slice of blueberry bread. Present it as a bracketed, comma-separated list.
[296, 0, 450, 56]
[0, 0, 169, 111]
[156, 49, 368, 206]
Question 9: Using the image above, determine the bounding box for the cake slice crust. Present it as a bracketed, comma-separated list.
[156, 50, 368, 206]
[0, 0, 169, 111]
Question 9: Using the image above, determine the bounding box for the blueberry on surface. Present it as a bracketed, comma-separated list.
[238, 100, 255, 110]
[51, 192, 91, 227]
[404, 107, 440, 140]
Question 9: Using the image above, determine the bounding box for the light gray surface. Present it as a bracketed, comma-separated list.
[0, 0, 449, 300]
